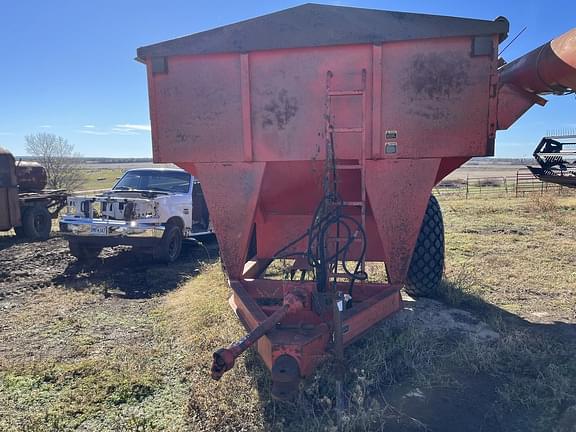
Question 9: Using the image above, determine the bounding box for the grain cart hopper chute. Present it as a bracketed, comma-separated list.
[137, 4, 576, 398]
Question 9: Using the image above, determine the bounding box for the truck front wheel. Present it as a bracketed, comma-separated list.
[22, 205, 52, 240]
[69, 241, 103, 260]
[153, 225, 183, 263]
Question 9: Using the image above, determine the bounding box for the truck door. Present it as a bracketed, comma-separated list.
[0, 151, 21, 231]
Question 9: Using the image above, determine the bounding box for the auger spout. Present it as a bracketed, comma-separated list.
[497, 28, 576, 130]
[500, 28, 576, 94]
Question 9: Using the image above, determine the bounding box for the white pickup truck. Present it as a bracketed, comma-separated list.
[59, 168, 212, 262]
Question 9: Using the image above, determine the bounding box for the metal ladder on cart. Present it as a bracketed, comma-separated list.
[325, 69, 368, 283]
[324, 68, 370, 419]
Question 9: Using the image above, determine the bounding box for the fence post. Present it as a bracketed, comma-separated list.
[515, 170, 519, 198]
[504, 177, 508, 194]
[466, 175, 469, 200]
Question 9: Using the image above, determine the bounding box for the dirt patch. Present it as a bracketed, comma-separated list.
[462, 227, 531, 235]
[398, 294, 499, 341]
[0, 288, 155, 367]
[0, 237, 70, 299]
[0, 235, 217, 301]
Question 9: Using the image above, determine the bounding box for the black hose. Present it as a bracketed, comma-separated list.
[273, 127, 368, 297]
[273, 193, 368, 296]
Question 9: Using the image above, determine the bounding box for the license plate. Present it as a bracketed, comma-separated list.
[90, 225, 108, 236]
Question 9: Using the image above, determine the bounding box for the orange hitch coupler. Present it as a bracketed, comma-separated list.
[211, 289, 306, 380]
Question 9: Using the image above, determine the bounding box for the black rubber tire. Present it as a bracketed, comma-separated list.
[68, 241, 103, 260]
[22, 205, 52, 240]
[13, 226, 25, 237]
[405, 195, 444, 298]
[153, 225, 183, 263]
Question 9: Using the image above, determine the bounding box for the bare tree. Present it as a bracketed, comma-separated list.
[25, 133, 84, 191]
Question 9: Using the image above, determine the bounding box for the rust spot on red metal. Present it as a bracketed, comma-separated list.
[262, 89, 299, 130]
[404, 52, 471, 101]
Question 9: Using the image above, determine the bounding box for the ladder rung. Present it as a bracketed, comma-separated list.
[342, 201, 365, 207]
[332, 127, 363, 133]
[335, 164, 362, 170]
[328, 90, 364, 96]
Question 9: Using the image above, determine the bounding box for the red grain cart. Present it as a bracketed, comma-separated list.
[137, 4, 576, 398]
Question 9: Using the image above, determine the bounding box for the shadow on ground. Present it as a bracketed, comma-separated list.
[53, 237, 220, 299]
[0, 234, 45, 251]
[0, 235, 219, 300]
[437, 279, 576, 340]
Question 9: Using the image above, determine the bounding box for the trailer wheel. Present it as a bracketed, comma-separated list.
[153, 224, 183, 263]
[22, 205, 52, 240]
[68, 241, 103, 260]
[405, 195, 444, 298]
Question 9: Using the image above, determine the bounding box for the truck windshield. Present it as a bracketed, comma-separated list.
[114, 170, 191, 193]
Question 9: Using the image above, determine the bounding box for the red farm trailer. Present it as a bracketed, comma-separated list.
[137, 4, 576, 399]
[0, 147, 67, 240]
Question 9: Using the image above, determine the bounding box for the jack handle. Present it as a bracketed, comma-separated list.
[211, 290, 305, 380]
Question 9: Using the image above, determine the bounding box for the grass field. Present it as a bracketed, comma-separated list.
[1, 193, 575, 431]
[78, 167, 125, 191]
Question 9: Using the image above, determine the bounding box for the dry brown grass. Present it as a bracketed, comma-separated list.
[442, 195, 576, 322]
[157, 266, 267, 431]
[522, 193, 560, 214]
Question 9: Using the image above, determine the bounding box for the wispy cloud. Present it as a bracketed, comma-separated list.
[115, 123, 151, 132]
[111, 128, 138, 136]
[75, 123, 150, 137]
[77, 129, 110, 136]
[40, 125, 52, 128]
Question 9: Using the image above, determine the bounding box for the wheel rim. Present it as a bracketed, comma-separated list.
[168, 235, 179, 259]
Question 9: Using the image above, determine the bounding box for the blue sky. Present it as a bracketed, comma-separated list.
[0, 1, 574, 158]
